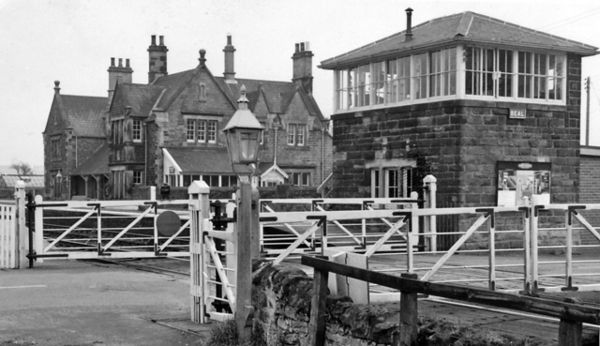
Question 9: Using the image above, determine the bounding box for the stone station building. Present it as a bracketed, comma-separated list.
[43, 35, 332, 200]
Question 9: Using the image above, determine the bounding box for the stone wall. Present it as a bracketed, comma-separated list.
[252, 261, 401, 346]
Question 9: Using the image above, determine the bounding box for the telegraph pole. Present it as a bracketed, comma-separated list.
[585, 76, 591, 146]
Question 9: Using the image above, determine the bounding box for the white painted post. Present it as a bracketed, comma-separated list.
[34, 195, 44, 263]
[150, 186, 156, 201]
[565, 209, 573, 289]
[410, 190, 419, 253]
[531, 206, 540, 291]
[14, 181, 28, 269]
[423, 175, 437, 252]
[523, 206, 532, 293]
[189, 180, 210, 324]
[225, 200, 237, 291]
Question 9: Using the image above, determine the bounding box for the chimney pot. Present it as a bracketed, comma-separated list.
[199, 49, 207, 66]
[110, 57, 115, 67]
[405, 8, 413, 41]
[148, 35, 168, 83]
[126, 58, 130, 68]
[118, 58, 123, 67]
[223, 35, 236, 82]
[54, 80, 60, 93]
[295, 43, 300, 53]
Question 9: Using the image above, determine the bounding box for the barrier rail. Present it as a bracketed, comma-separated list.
[302, 255, 600, 346]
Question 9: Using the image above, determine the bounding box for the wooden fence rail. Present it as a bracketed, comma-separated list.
[301, 255, 600, 346]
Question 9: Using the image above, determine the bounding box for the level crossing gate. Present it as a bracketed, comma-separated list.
[28, 197, 193, 262]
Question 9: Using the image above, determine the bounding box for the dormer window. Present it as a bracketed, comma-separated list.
[185, 116, 218, 144]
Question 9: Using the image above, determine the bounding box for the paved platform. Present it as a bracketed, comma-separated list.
[0, 260, 211, 346]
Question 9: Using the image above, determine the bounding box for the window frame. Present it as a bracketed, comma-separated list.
[332, 45, 567, 114]
[287, 123, 307, 147]
[184, 116, 220, 144]
[370, 166, 414, 198]
[133, 170, 143, 185]
[132, 119, 142, 143]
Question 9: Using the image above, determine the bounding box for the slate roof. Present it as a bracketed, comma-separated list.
[109, 83, 164, 118]
[71, 143, 109, 175]
[146, 68, 326, 120]
[52, 94, 107, 137]
[320, 11, 599, 69]
[166, 147, 234, 174]
[0, 175, 45, 189]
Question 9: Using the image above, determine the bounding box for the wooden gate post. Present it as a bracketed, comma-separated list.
[14, 181, 28, 269]
[308, 262, 329, 346]
[398, 273, 418, 346]
[235, 179, 254, 342]
[558, 318, 582, 346]
[188, 180, 210, 324]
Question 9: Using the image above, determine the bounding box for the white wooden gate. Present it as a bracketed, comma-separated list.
[0, 201, 17, 268]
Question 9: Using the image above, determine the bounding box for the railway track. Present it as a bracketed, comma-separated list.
[90, 257, 191, 277]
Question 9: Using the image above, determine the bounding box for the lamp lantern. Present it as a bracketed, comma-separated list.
[223, 85, 264, 173]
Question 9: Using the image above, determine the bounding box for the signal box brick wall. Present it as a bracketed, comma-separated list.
[579, 154, 600, 203]
[578, 153, 600, 245]
[331, 55, 582, 208]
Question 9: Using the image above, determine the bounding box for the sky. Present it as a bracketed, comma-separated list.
[1, 0, 600, 167]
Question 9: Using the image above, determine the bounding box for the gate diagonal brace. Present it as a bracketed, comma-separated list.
[475, 208, 495, 228]
[568, 205, 586, 226]
[311, 200, 324, 211]
[392, 211, 412, 230]
[307, 215, 327, 250]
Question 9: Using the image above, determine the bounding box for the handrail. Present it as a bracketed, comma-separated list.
[301, 255, 600, 345]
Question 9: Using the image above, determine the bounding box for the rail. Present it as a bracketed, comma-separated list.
[302, 255, 600, 346]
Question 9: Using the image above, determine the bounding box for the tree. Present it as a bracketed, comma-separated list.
[11, 162, 33, 178]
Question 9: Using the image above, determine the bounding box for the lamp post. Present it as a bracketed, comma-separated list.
[222, 85, 263, 341]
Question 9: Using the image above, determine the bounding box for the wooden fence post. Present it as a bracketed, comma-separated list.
[398, 273, 418, 346]
[308, 264, 329, 346]
[558, 318, 582, 346]
[189, 180, 210, 324]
